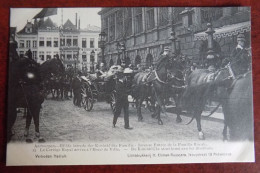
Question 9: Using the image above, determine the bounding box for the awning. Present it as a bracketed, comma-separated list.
[194, 21, 251, 40]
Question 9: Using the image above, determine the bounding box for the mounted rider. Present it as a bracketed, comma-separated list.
[228, 33, 251, 77]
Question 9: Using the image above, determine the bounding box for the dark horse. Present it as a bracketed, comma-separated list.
[40, 58, 65, 99]
[132, 54, 185, 125]
[181, 62, 253, 141]
[8, 54, 44, 141]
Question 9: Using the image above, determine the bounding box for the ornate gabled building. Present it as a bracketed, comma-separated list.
[60, 19, 80, 68]
[15, 16, 101, 71]
[37, 17, 60, 64]
[78, 25, 101, 72]
[98, 7, 251, 68]
[16, 21, 38, 60]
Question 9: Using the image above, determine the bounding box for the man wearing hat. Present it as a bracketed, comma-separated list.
[229, 33, 251, 76]
[112, 66, 133, 130]
[72, 71, 82, 107]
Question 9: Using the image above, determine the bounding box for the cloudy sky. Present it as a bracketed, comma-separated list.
[10, 8, 101, 31]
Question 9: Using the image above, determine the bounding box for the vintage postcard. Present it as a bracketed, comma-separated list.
[7, 7, 254, 165]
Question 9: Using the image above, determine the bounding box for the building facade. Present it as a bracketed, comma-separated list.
[98, 7, 251, 68]
[79, 26, 101, 72]
[16, 17, 101, 72]
[60, 19, 80, 69]
[37, 18, 60, 64]
[16, 22, 38, 60]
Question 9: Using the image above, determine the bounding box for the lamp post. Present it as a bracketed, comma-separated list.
[99, 31, 107, 66]
[90, 50, 95, 73]
[205, 23, 216, 70]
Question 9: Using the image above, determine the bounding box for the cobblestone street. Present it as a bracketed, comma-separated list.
[10, 98, 225, 143]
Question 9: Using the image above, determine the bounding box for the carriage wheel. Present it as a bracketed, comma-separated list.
[81, 83, 94, 111]
[110, 91, 116, 114]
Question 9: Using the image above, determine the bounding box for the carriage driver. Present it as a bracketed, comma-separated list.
[113, 67, 133, 130]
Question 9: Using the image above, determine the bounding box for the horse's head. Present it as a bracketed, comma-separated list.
[15, 58, 41, 85]
[166, 54, 186, 83]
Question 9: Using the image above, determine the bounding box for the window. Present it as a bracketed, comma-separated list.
[231, 7, 239, 15]
[19, 51, 24, 57]
[201, 8, 223, 23]
[46, 52, 51, 60]
[26, 40, 31, 48]
[135, 8, 143, 34]
[116, 10, 123, 39]
[39, 51, 44, 61]
[47, 38, 52, 47]
[188, 12, 193, 26]
[39, 37, 44, 47]
[60, 38, 65, 46]
[73, 51, 78, 59]
[33, 40, 37, 48]
[19, 40, 24, 48]
[32, 51, 37, 60]
[124, 8, 132, 36]
[146, 8, 155, 30]
[172, 8, 185, 24]
[54, 38, 58, 47]
[82, 38, 87, 48]
[25, 27, 32, 33]
[82, 54, 87, 62]
[159, 7, 169, 26]
[67, 54, 72, 60]
[73, 36, 78, 46]
[66, 36, 72, 46]
[102, 18, 109, 42]
[109, 14, 115, 41]
[90, 38, 94, 48]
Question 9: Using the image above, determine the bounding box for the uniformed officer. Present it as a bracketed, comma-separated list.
[229, 33, 251, 76]
[113, 67, 133, 129]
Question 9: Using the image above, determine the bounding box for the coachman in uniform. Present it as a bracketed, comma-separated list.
[112, 67, 133, 130]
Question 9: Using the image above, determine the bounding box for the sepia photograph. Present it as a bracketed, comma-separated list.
[6, 7, 254, 165]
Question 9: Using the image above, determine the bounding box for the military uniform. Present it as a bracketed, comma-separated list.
[229, 34, 251, 76]
[113, 70, 132, 129]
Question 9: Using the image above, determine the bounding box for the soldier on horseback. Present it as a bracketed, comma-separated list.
[228, 33, 251, 76]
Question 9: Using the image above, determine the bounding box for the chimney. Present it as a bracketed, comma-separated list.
[78, 17, 80, 30]
[75, 13, 78, 29]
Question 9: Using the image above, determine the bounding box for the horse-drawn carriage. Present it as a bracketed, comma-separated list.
[80, 65, 136, 112]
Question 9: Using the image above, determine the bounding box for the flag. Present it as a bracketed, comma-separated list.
[33, 8, 57, 19]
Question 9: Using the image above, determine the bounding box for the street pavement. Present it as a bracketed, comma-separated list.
[10, 98, 225, 143]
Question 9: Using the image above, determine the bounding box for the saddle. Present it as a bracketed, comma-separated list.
[141, 71, 156, 83]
